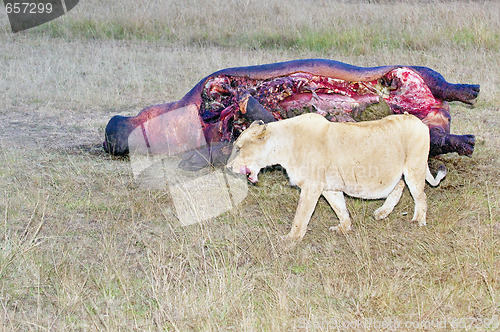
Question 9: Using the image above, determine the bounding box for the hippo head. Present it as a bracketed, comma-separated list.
[103, 115, 136, 156]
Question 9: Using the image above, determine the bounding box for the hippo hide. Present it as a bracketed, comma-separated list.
[103, 59, 479, 170]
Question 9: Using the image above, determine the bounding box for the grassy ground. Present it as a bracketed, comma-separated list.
[0, 0, 499, 330]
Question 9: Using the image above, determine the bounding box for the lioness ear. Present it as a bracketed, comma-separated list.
[248, 120, 268, 139]
[249, 120, 265, 128]
[256, 124, 269, 140]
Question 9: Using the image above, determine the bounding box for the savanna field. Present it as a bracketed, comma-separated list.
[0, 0, 499, 330]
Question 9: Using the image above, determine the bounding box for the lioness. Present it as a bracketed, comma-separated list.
[227, 113, 446, 240]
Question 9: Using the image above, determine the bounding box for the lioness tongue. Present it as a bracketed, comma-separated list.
[248, 173, 258, 183]
[239, 165, 250, 175]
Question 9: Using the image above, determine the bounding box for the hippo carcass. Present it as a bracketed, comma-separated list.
[103, 59, 479, 170]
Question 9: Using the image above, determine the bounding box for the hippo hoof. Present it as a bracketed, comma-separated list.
[456, 134, 475, 156]
[178, 148, 211, 171]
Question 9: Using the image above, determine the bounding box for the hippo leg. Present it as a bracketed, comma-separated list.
[178, 148, 211, 171]
[239, 94, 277, 123]
[429, 127, 475, 157]
[410, 66, 480, 104]
[178, 141, 233, 171]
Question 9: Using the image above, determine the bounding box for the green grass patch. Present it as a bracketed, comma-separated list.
[26, 3, 499, 54]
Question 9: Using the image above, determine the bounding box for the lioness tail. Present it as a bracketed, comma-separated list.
[426, 165, 447, 186]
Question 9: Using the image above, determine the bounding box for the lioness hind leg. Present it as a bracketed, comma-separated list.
[374, 180, 405, 220]
[286, 187, 322, 240]
[322, 191, 352, 234]
[404, 173, 427, 226]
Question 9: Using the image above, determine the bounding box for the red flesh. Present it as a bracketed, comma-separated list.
[200, 68, 448, 142]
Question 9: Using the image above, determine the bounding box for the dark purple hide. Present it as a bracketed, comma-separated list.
[103, 59, 479, 169]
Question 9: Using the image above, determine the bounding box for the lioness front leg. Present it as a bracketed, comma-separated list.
[286, 186, 322, 240]
[322, 191, 352, 234]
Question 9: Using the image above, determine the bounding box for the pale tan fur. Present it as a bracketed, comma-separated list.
[227, 113, 446, 240]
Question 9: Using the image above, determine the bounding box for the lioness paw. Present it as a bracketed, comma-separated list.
[277, 234, 300, 251]
[373, 207, 390, 220]
[329, 224, 351, 235]
[413, 220, 427, 227]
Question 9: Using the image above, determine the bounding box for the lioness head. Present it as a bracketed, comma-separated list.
[226, 120, 271, 183]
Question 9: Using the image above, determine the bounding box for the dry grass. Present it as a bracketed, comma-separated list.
[0, 0, 499, 330]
